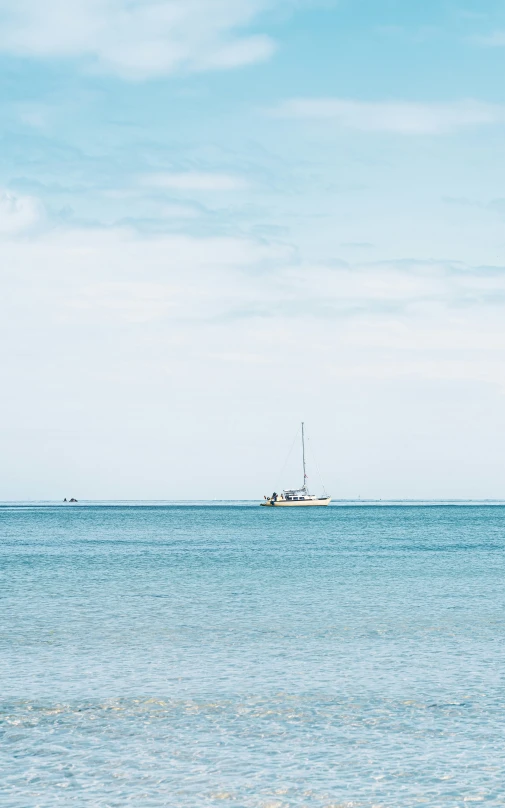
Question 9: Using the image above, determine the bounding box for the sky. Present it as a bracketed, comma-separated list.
[2, 0, 505, 500]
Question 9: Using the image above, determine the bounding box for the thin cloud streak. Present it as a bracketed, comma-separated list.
[139, 172, 248, 191]
[275, 98, 505, 134]
[473, 30, 505, 47]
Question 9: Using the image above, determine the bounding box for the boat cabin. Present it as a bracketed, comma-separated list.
[282, 489, 317, 502]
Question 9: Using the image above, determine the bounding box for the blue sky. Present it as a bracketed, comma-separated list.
[2, 0, 505, 499]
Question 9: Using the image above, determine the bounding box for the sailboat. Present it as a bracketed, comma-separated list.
[261, 423, 331, 507]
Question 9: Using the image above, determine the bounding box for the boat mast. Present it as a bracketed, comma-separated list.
[302, 422, 307, 490]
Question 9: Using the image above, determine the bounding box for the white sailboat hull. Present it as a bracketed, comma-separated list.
[261, 497, 331, 507]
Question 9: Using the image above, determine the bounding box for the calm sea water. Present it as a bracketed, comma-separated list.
[1, 503, 505, 807]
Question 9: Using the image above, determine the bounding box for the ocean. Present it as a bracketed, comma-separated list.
[1, 502, 505, 806]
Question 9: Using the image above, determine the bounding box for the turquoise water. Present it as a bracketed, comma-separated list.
[2, 503, 505, 806]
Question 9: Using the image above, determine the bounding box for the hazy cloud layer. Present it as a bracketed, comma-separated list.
[3, 185, 505, 498]
[4, 190, 505, 325]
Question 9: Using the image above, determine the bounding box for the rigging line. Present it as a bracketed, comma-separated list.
[306, 435, 328, 497]
[274, 426, 301, 493]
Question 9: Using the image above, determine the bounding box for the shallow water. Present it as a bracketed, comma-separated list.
[1, 503, 505, 806]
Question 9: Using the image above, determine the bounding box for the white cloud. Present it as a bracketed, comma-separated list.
[0, 190, 43, 233]
[140, 172, 248, 191]
[473, 30, 505, 47]
[159, 203, 200, 218]
[0, 0, 277, 79]
[275, 98, 504, 134]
